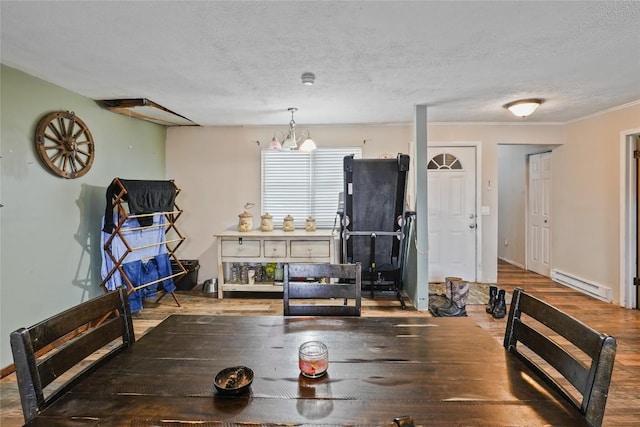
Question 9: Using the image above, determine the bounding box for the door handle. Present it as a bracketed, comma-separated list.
[469, 224, 476, 229]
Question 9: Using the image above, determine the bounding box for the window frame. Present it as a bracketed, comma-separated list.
[261, 147, 362, 229]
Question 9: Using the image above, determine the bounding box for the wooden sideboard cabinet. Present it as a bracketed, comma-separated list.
[215, 229, 338, 299]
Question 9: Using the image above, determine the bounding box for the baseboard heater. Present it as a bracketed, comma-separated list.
[550, 269, 612, 302]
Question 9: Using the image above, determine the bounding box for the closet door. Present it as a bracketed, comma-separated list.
[527, 152, 552, 277]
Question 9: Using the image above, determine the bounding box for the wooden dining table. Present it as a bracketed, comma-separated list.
[26, 315, 588, 426]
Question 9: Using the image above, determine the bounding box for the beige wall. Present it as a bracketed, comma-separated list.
[165, 104, 638, 306]
[166, 122, 566, 286]
[426, 124, 566, 282]
[553, 105, 640, 303]
[165, 125, 413, 283]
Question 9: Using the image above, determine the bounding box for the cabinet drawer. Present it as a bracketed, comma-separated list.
[264, 240, 287, 258]
[290, 240, 330, 258]
[221, 238, 261, 258]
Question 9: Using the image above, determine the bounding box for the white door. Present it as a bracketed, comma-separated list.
[635, 135, 639, 308]
[427, 146, 477, 282]
[527, 152, 552, 276]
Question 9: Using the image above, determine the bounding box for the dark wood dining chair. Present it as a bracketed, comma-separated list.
[284, 263, 361, 316]
[504, 287, 617, 427]
[10, 287, 135, 423]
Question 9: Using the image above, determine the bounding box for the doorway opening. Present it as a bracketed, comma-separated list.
[497, 144, 559, 276]
[620, 130, 640, 309]
[427, 144, 480, 283]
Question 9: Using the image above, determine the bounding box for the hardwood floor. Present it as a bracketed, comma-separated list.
[1, 260, 638, 426]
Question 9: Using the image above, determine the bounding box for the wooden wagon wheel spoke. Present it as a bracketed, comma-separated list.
[43, 132, 65, 145]
[72, 153, 88, 167]
[50, 151, 64, 164]
[57, 117, 68, 137]
[72, 127, 86, 140]
[47, 122, 64, 141]
[35, 111, 95, 179]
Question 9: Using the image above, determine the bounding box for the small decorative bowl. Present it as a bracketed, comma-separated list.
[214, 366, 254, 395]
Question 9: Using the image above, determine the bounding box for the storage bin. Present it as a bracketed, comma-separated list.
[171, 259, 200, 291]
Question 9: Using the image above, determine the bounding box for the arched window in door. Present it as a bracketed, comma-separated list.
[427, 153, 463, 170]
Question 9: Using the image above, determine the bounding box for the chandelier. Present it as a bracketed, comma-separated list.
[269, 107, 316, 152]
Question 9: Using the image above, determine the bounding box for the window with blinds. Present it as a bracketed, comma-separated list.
[261, 148, 362, 229]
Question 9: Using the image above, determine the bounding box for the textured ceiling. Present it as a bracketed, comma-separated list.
[1, 1, 639, 126]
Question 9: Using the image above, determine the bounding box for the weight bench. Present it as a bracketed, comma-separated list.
[504, 287, 617, 427]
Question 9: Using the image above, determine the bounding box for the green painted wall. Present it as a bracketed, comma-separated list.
[0, 65, 167, 368]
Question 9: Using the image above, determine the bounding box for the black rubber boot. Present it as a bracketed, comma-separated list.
[491, 289, 507, 319]
[486, 285, 498, 313]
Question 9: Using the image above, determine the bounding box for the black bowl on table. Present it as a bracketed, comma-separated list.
[214, 366, 254, 395]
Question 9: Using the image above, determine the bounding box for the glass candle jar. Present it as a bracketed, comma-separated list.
[305, 216, 316, 232]
[264, 263, 276, 282]
[237, 211, 253, 232]
[274, 263, 284, 282]
[260, 213, 273, 232]
[283, 215, 295, 232]
[299, 341, 328, 378]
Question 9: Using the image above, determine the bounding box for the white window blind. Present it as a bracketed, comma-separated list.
[261, 148, 362, 229]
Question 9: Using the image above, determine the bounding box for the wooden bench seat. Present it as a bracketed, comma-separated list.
[504, 287, 617, 427]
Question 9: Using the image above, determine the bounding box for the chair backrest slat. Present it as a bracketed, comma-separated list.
[516, 292, 604, 355]
[511, 320, 589, 394]
[26, 290, 126, 353]
[288, 263, 359, 280]
[504, 287, 616, 427]
[10, 288, 135, 423]
[287, 283, 359, 299]
[284, 263, 361, 316]
[37, 317, 125, 387]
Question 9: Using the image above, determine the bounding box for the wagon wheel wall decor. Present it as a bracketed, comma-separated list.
[35, 111, 95, 178]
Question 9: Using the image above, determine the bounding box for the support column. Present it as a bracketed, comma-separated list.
[414, 104, 429, 310]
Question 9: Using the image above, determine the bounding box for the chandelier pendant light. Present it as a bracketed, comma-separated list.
[268, 134, 282, 150]
[503, 99, 544, 118]
[280, 107, 316, 151]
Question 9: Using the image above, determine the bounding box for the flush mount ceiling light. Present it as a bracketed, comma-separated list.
[274, 107, 316, 152]
[301, 72, 315, 85]
[503, 99, 544, 118]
